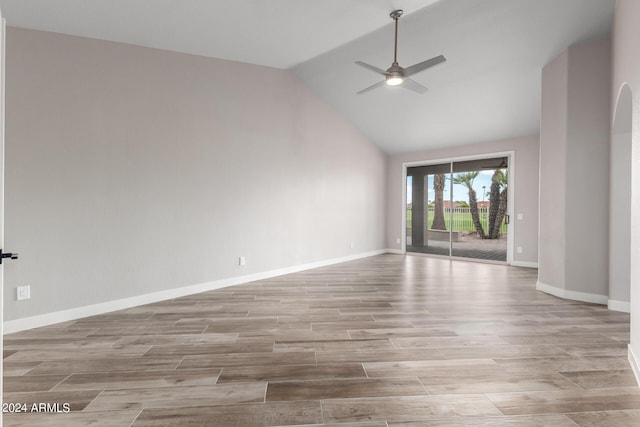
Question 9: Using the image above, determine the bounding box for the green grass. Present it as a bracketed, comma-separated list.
[406, 208, 507, 233]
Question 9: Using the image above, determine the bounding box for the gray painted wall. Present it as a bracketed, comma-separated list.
[609, 77, 632, 307]
[3, 27, 387, 322]
[565, 38, 611, 296]
[386, 135, 540, 266]
[613, 0, 640, 373]
[539, 51, 568, 288]
[610, 130, 631, 304]
[539, 37, 611, 299]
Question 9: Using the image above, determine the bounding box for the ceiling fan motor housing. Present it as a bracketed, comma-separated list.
[385, 62, 405, 85]
[386, 62, 405, 77]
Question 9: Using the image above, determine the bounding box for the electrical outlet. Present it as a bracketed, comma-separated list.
[17, 285, 30, 301]
[517, 213, 524, 220]
[350, 241, 355, 249]
[517, 247, 523, 254]
[238, 256, 246, 266]
[396, 238, 401, 245]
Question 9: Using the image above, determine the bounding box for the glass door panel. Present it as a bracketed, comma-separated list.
[406, 163, 451, 256]
[450, 157, 508, 261]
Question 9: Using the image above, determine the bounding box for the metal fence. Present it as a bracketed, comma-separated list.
[408, 207, 507, 233]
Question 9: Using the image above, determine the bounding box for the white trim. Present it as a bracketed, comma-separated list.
[4, 250, 387, 334]
[608, 299, 631, 313]
[536, 280, 608, 305]
[403, 150, 516, 168]
[408, 252, 451, 261]
[506, 151, 515, 264]
[511, 260, 539, 268]
[401, 163, 408, 252]
[406, 251, 506, 266]
[629, 345, 640, 388]
[1, 12, 5, 413]
[385, 248, 405, 255]
[450, 255, 505, 266]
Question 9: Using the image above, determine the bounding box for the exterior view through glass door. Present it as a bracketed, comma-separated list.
[406, 156, 508, 262]
[406, 163, 452, 256]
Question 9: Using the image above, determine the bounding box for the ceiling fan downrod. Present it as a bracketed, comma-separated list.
[390, 9, 403, 65]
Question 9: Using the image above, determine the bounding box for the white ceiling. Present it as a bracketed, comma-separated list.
[0, 0, 615, 154]
[0, 0, 440, 69]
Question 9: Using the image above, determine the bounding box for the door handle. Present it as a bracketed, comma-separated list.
[0, 249, 18, 264]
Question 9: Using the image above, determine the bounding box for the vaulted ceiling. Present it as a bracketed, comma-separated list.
[0, 0, 614, 153]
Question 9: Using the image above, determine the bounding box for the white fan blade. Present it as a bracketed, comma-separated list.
[355, 61, 387, 76]
[404, 55, 446, 77]
[356, 80, 386, 95]
[401, 78, 428, 94]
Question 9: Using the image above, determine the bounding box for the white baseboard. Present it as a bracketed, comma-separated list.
[511, 260, 538, 268]
[4, 249, 387, 334]
[536, 280, 608, 305]
[629, 345, 640, 388]
[608, 299, 631, 313]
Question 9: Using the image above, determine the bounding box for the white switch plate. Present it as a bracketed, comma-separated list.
[517, 213, 524, 220]
[17, 285, 30, 300]
[238, 256, 246, 266]
[517, 247, 523, 254]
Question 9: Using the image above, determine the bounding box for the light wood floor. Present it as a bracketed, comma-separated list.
[3, 254, 638, 426]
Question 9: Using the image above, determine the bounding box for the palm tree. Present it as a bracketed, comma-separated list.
[487, 169, 502, 236]
[489, 170, 508, 239]
[431, 174, 447, 230]
[453, 171, 485, 238]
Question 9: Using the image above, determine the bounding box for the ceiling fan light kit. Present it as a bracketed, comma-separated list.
[356, 9, 446, 94]
[385, 64, 404, 86]
[386, 76, 403, 86]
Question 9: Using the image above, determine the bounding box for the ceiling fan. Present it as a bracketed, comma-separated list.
[355, 9, 446, 95]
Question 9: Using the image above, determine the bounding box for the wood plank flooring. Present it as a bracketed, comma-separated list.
[3, 254, 637, 426]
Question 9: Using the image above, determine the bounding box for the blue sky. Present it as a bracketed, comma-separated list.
[407, 170, 497, 204]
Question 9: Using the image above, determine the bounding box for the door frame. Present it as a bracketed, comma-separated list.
[1, 7, 6, 408]
[401, 150, 515, 264]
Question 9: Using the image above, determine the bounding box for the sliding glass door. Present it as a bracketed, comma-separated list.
[406, 163, 451, 256]
[406, 156, 509, 262]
